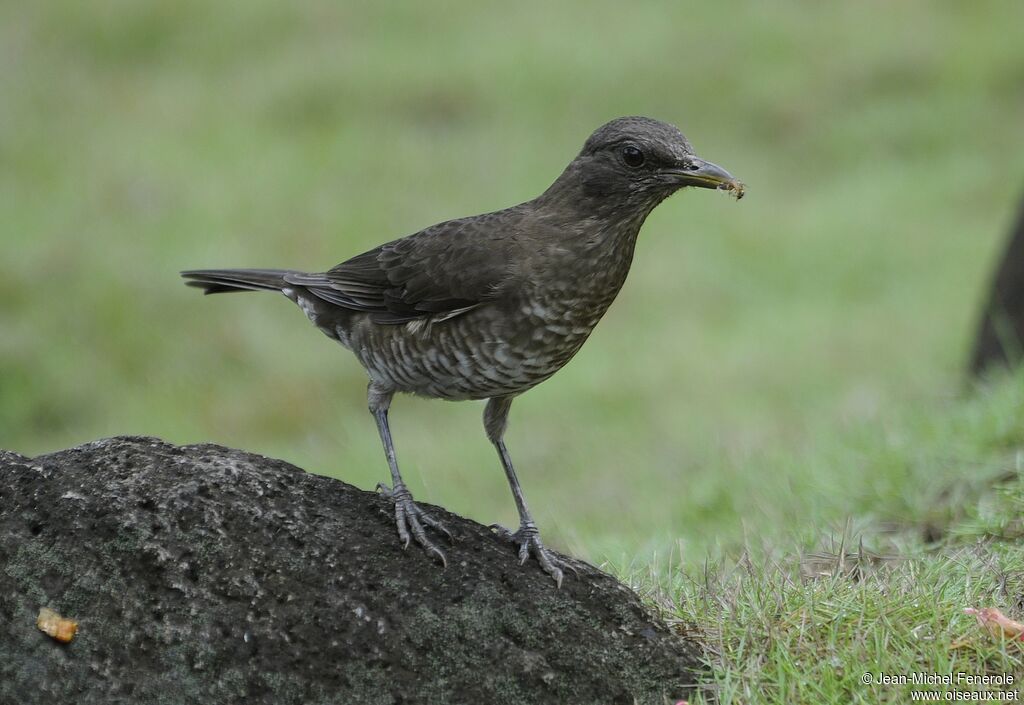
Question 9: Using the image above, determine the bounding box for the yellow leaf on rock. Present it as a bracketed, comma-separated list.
[37, 607, 78, 644]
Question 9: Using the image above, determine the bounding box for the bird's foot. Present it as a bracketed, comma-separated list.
[490, 521, 577, 588]
[376, 482, 453, 567]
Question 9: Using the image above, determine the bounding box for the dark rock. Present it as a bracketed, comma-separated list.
[0, 437, 702, 704]
[971, 196, 1024, 376]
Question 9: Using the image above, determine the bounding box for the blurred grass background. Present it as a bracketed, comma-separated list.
[2, 1, 1023, 566]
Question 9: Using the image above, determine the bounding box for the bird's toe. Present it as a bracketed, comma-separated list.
[491, 523, 573, 587]
[489, 523, 517, 541]
[379, 482, 450, 565]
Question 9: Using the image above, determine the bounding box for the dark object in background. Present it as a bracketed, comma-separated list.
[971, 197, 1024, 376]
[182, 116, 743, 584]
[0, 437, 702, 705]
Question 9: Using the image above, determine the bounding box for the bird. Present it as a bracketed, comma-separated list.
[182, 116, 743, 587]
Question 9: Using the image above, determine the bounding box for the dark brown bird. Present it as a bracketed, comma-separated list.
[182, 116, 742, 586]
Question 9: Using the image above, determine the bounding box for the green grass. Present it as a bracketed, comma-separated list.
[3, 2, 1024, 702]
[631, 370, 1024, 703]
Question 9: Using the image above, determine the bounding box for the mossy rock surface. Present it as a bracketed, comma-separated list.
[0, 436, 701, 704]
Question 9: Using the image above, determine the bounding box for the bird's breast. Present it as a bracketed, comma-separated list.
[521, 227, 638, 331]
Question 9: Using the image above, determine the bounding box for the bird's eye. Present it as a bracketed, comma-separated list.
[621, 145, 645, 168]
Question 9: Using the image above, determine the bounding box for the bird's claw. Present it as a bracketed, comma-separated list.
[377, 482, 452, 566]
[490, 522, 577, 588]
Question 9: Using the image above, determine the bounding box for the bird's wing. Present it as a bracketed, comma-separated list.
[284, 211, 520, 324]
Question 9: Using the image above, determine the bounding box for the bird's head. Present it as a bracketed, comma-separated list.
[547, 116, 743, 217]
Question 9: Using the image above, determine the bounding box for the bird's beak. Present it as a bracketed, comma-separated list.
[667, 157, 744, 198]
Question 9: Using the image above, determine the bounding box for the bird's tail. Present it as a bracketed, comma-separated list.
[181, 268, 292, 295]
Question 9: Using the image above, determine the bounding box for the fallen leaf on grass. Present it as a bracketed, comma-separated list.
[964, 607, 1024, 643]
[36, 607, 78, 643]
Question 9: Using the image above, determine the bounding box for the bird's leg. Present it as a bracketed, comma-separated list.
[369, 383, 452, 566]
[484, 397, 576, 587]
